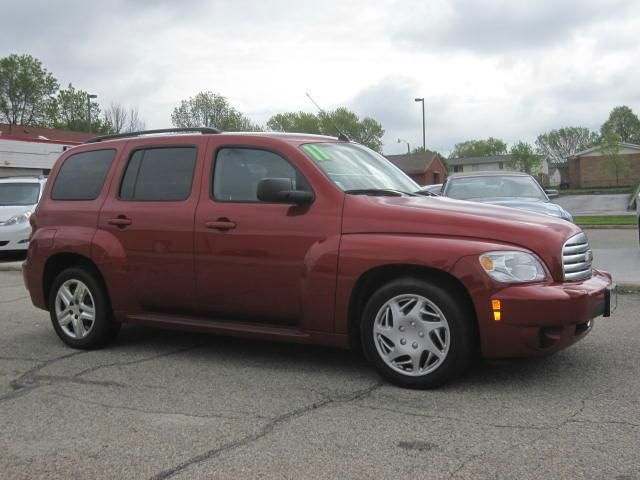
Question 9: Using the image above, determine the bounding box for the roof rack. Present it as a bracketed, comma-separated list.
[84, 127, 222, 144]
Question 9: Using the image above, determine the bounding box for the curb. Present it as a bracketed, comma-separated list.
[0, 262, 23, 272]
[618, 283, 640, 294]
[580, 225, 636, 230]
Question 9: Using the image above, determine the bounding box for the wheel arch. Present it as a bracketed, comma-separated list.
[347, 264, 479, 354]
[43, 253, 110, 310]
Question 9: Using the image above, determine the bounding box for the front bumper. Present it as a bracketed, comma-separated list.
[0, 223, 31, 251]
[460, 265, 614, 358]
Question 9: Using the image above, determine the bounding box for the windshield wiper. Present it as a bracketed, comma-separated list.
[415, 190, 438, 197]
[345, 188, 416, 197]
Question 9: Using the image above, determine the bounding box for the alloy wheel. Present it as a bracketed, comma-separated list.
[54, 279, 96, 339]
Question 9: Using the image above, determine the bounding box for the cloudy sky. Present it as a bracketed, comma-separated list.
[2, 0, 639, 154]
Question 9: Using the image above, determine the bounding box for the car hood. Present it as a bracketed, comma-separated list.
[0, 205, 32, 222]
[469, 197, 569, 218]
[342, 195, 582, 280]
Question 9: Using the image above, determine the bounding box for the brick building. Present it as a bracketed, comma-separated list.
[568, 143, 640, 188]
[385, 151, 448, 186]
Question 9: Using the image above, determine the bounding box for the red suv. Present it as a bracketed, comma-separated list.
[23, 128, 616, 388]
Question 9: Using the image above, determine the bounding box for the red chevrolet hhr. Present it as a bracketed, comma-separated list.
[22, 128, 616, 388]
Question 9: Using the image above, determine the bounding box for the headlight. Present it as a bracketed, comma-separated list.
[4, 211, 32, 226]
[479, 251, 547, 283]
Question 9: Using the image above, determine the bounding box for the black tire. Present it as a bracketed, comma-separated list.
[360, 277, 474, 389]
[48, 267, 120, 349]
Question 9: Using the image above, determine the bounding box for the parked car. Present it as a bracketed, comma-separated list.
[419, 183, 442, 195]
[0, 176, 47, 252]
[441, 172, 573, 221]
[23, 128, 615, 389]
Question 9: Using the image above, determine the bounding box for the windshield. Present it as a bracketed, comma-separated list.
[0, 183, 41, 206]
[445, 175, 546, 201]
[300, 142, 419, 193]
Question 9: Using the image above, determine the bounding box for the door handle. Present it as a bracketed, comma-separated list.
[107, 216, 132, 227]
[205, 219, 236, 231]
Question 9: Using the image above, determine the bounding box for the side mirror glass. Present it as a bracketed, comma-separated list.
[257, 178, 314, 205]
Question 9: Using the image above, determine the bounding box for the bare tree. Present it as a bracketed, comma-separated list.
[104, 103, 145, 133]
[127, 106, 145, 132]
[104, 102, 127, 133]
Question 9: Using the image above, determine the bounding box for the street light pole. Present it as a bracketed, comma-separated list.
[397, 138, 410, 154]
[87, 94, 97, 133]
[414, 97, 425, 151]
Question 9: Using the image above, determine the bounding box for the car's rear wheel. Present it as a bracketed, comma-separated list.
[360, 277, 474, 389]
[49, 267, 120, 349]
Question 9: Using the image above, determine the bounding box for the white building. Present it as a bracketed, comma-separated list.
[0, 137, 78, 177]
[448, 154, 549, 175]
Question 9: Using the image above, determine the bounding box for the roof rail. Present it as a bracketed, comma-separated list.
[84, 127, 222, 144]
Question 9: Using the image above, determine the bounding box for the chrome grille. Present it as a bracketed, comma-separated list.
[562, 232, 593, 281]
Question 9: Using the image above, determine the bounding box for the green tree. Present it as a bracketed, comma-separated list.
[267, 107, 385, 152]
[267, 111, 321, 134]
[0, 54, 59, 126]
[506, 141, 542, 174]
[600, 106, 640, 144]
[171, 91, 262, 132]
[535, 127, 599, 164]
[450, 137, 507, 158]
[599, 132, 630, 186]
[46, 84, 111, 133]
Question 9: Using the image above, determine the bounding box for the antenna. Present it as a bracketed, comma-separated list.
[305, 92, 351, 142]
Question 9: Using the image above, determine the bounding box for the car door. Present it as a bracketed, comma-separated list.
[98, 138, 204, 314]
[194, 141, 343, 330]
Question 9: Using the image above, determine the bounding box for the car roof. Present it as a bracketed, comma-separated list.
[448, 171, 532, 179]
[81, 130, 346, 147]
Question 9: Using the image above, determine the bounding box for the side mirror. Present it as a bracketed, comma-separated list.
[544, 189, 559, 198]
[257, 178, 314, 205]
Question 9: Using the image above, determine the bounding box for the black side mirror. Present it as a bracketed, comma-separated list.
[257, 178, 314, 205]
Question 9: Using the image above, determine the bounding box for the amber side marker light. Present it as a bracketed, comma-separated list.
[492, 299, 501, 321]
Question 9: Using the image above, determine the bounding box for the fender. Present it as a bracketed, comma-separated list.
[334, 233, 530, 334]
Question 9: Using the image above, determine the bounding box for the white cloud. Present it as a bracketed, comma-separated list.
[2, 0, 639, 154]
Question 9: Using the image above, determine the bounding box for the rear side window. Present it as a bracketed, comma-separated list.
[51, 149, 115, 200]
[119, 147, 197, 201]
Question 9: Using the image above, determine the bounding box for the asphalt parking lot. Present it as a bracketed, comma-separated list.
[1, 268, 639, 479]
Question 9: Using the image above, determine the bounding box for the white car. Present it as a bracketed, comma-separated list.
[0, 176, 47, 252]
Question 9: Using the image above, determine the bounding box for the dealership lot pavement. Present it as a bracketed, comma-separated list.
[1, 268, 639, 479]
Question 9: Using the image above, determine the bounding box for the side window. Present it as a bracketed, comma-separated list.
[213, 148, 310, 202]
[51, 149, 115, 200]
[119, 147, 196, 201]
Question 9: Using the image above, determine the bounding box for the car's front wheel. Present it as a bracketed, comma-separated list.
[360, 277, 474, 389]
